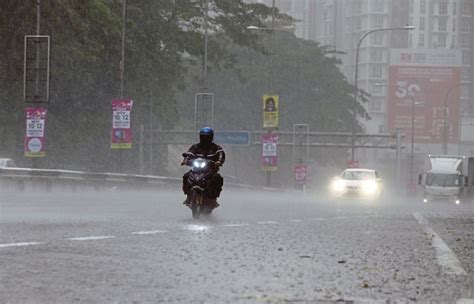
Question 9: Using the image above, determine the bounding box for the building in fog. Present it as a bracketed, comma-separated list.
[249, 1, 473, 150]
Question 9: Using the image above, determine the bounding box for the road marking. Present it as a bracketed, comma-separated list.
[131, 230, 167, 235]
[290, 219, 303, 223]
[257, 221, 279, 225]
[224, 224, 250, 227]
[413, 212, 467, 276]
[309, 217, 327, 221]
[457, 299, 474, 304]
[0, 242, 44, 248]
[68, 236, 116, 241]
[184, 224, 211, 232]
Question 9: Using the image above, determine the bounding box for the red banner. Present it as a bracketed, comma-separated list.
[24, 107, 47, 157]
[261, 133, 278, 171]
[387, 65, 461, 144]
[111, 99, 133, 149]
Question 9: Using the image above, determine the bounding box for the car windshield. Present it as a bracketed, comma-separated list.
[426, 173, 462, 187]
[342, 171, 374, 180]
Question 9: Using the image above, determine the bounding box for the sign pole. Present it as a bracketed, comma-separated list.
[266, 130, 272, 187]
[32, 0, 41, 169]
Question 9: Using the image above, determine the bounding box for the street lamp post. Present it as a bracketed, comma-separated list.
[443, 82, 474, 155]
[352, 26, 415, 161]
[247, 24, 300, 187]
[409, 92, 416, 195]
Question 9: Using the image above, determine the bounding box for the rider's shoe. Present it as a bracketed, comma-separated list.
[183, 195, 191, 207]
[209, 198, 220, 209]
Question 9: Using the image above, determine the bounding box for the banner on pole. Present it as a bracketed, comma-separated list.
[111, 99, 133, 149]
[294, 164, 307, 185]
[263, 94, 279, 129]
[262, 133, 278, 171]
[24, 107, 47, 157]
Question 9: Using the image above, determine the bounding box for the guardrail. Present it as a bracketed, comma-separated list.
[0, 168, 273, 192]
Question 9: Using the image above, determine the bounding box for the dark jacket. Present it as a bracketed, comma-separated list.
[185, 143, 225, 165]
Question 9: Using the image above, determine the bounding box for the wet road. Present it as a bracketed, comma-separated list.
[1, 190, 473, 303]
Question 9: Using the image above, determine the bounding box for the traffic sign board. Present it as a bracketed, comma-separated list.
[214, 131, 250, 145]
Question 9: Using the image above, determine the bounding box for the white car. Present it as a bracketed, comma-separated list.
[0, 158, 18, 169]
[330, 168, 383, 200]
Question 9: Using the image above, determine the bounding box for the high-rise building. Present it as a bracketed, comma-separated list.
[249, 0, 474, 153]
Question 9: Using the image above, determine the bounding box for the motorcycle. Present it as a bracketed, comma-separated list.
[182, 152, 218, 219]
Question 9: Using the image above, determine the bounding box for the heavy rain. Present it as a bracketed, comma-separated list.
[1, 1, 474, 303]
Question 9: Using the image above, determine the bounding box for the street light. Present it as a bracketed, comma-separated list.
[352, 25, 415, 160]
[443, 82, 474, 155]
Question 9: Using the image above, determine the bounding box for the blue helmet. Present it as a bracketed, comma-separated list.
[199, 126, 214, 145]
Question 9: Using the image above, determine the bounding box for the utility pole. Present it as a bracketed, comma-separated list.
[118, 0, 126, 173]
[266, 0, 275, 188]
[32, 0, 41, 169]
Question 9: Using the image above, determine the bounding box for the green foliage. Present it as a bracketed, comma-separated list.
[0, 0, 274, 172]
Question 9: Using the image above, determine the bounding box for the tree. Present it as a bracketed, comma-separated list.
[0, 0, 278, 172]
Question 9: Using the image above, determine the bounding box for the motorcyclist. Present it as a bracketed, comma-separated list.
[181, 127, 225, 207]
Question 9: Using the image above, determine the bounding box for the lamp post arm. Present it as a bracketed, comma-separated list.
[354, 27, 409, 95]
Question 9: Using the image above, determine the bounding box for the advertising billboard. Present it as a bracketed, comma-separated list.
[387, 49, 461, 144]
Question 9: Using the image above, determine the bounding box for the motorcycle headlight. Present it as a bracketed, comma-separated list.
[193, 161, 201, 168]
[332, 179, 345, 192]
[200, 162, 206, 168]
[362, 181, 377, 194]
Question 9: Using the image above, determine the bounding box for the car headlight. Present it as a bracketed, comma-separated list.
[362, 181, 377, 194]
[332, 179, 345, 192]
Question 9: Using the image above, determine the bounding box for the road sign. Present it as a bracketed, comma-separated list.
[214, 131, 250, 145]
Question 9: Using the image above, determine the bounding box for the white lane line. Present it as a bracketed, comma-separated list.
[224, 224, 250, 227]
[257, 221, 279, 225]
[183, 224, 211, 232]
[309, 217, 327, 221]
[0, 242, 44, 248]
[290, 219, 303, 223]
[68, 236, 116, 241]
[457, 299, 474, 304]
[413, 212, 467, 276]
[131, 230, 167, 235]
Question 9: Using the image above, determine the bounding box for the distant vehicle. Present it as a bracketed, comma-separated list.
[0, 158, 18, 169]
[418, 155, 471, 204]
[330, 168, 383, 200]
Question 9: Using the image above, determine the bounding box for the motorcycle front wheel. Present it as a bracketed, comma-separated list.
[191, 191, 203, 219]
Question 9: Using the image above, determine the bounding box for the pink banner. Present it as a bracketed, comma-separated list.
[294, 164, 307, 184]
[24, 107, 47, 157]
[111, 99, 133, 149]
[261, 133, 278, 171]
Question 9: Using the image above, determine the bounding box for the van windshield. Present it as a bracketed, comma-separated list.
[426, 173, 462, 187]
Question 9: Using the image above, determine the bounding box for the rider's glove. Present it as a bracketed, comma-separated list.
[215, 161, 222, 167]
